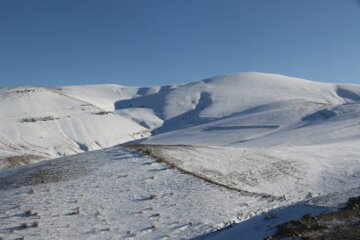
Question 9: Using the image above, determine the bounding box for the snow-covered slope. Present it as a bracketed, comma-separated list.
[0, 146, 276, 240]
[115, 73, 360, 144]
[115, 72, 358, 120]
[58, 73, 360, 147]
[137, 142, 360, 201]
[0, 87, 149, 169]
[58, 84, 177, 111]
[1, 144, 359, 240]
[145, 101, 360, 147]
[1, 72, 360, 239]
[120, 72, 360, 147]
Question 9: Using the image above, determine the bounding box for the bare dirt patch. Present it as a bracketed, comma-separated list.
[0, 155, 44, 169]
[0, 155, 91, 190]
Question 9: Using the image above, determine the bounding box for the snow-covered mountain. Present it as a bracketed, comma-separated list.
[1, 72, 360, 239]
[53, 72, 360, 144]
[114, 72, 360, 147]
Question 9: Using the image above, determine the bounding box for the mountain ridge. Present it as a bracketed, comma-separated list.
[1, 72, 360, 169]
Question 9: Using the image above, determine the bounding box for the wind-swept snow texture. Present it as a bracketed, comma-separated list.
[0, 87, 149, 169]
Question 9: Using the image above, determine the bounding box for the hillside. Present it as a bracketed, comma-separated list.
[115, 72, 360, 147]
[0, 86, 149, 169]
[1, 72, 360, 239]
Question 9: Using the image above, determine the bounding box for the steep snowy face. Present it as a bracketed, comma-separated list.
[0, 87, 149, 169]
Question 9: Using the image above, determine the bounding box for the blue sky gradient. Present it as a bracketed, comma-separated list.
[1, 0, 360, 87]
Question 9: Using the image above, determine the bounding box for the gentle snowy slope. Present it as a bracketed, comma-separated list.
[0, 87, 149, 169]
[145, 101, 360, 147]
[0, 146, 276, 240]
[236, 102, 360, 147]
[1, 145, 359, 240]
[137, 143, 360, 201]
[144, 99, 328, 146]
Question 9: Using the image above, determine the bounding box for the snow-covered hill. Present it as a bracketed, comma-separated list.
[145, 100, 360, 147]
[0, 87, 149, 169]
[111, 72, 360, 147]
[50, 72, 360, 148]
[58, 84, 177, 112]
[115, 72, 359, 118]
[1, 72, 360, 239]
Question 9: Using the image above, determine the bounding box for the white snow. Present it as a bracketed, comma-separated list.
[115, 108, 164, 130]
[0, 86, 149, 169]
[139, 142, 360, 201]
[0, 146, 276, 240]
[1, 72, 360, 239]
[58, 84, 178, 111]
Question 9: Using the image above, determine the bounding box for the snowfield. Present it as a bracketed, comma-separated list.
[0, 146, 276, 239]
[133, 143, 360, 201]
[1, 72, 360, 239]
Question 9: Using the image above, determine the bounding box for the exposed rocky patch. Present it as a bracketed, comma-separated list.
[266, 196, 360, 240]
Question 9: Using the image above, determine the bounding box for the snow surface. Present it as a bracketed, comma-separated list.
[1, 72, 360, 239]
[115, 108, 164, 130]
[58, 84, 177, 111]
[138, 142, 360, 201]
[116, 72, 359, 128]
[0, 146, 276, 240]
[0, 87, 149, 169]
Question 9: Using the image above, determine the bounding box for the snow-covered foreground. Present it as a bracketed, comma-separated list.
[2, 145, 360, 240]
[0, 146, 277, 240]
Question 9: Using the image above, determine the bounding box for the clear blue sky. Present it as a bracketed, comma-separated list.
[1, 0, 360, 87]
